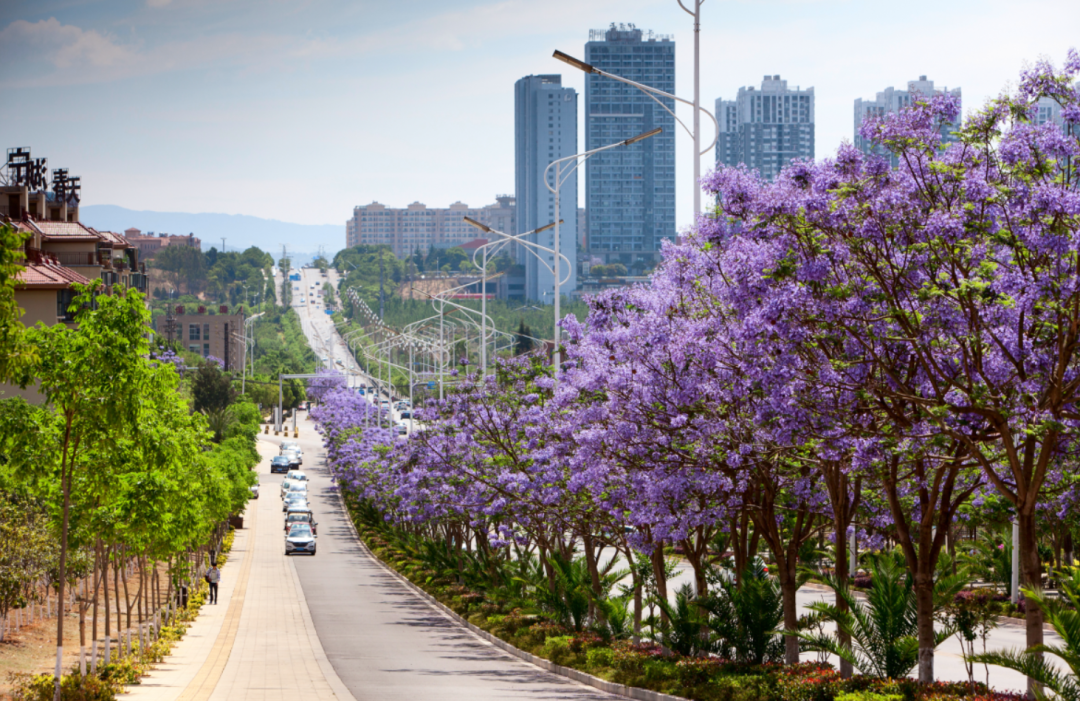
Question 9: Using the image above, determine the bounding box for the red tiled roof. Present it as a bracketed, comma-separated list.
[16, 263, 92, 289]
[34, 220, 102, 241]
[95, 230, 131, 247]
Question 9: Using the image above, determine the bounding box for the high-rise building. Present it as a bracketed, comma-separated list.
[854, 76, 961, 165]
[515, 75, 578, 303]
[585, 24, 675, 271]
[345, 196, 515, 258]
[715, 75, 815, 182]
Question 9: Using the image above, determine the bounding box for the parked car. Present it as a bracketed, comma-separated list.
[283, 482, 308, 502]
[280, 470, 307, 496]
[270, 456, 291, 474]
[284, 510, 317, 535]
[250, 482, 260, 499]
[285, 524, 316, 556]
[283, 493, 309, 512]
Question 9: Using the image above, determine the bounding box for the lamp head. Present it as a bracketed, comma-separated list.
[553, 50, 597, 74]
[463, 215, 492, 233]
[534, 219, 563, 234]
[624, 127, 662, 146]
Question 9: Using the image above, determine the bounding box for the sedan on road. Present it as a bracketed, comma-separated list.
[285, 524, 316, 556]
[283, 493, 309, 512]
[270, 456, 291, 474]
[284, 510, 317, 535]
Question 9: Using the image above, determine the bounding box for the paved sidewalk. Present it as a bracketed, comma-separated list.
[123, 512, 251, 701]
[125, 437, 353, 701]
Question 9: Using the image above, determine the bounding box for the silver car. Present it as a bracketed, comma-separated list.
[282, 492, 309, 512]
[285, 524, 316, 556]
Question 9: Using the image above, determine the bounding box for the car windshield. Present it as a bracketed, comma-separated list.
[287, 514, 309, 522]
[289, 484, 307, 492]
[289, 525, 312, 536]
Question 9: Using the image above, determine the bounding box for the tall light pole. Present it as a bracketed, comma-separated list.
[543, 128, 662, 371]
[463, 217, 561, 375]
[554, 20, 717, 219]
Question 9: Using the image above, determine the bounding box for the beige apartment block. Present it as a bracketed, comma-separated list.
[166, 306, 246, 371]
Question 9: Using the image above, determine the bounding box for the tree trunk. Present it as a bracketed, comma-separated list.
[1018, 509, 1044, 696]
[834, 517, 853, 679]
[651, 545, 669, 627]
[53, 421, 76, 701]
[914, 570, 935, 684]
[780, 574, 800, 664]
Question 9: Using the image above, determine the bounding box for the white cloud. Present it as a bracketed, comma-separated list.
[0, 18, 134, 70]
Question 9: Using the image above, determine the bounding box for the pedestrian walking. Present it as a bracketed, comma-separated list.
[206, 564, 220, 604]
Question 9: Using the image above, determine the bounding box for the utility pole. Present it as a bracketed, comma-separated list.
[221, 237, 226, 254]
[379, 248, 385, 321]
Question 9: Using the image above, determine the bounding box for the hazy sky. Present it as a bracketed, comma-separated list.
[2, 0, 1078, 232]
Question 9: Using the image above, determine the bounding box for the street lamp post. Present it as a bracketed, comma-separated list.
[554, 12, 717, 218]
[542, 128, 662, 372]
[463, 218, 562, 375]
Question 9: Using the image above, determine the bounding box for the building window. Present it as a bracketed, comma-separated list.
[203, 323, 210, 340]
[189, 324, 200, 341]
[189, 344, 200, 354]
[57, 289, 77, 321]
[203, 343, 210, 357]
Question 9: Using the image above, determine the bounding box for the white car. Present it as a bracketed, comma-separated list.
[285, 524, 316, 556]
[280, 470, 307, 497]
[250, 482, 260, 499]
[280, 442, 302, 459]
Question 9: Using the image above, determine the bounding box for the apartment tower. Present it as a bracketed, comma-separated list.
[515, 75, 578, 303]
[853, 76, 961, 166]
[585, 24, 675, 271]
[715, 75, 815, 182]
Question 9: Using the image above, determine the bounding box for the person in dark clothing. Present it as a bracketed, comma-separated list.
[207, 565, 220, 604]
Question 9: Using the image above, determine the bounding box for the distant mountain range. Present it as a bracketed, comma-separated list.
[79, 205, 343, 261]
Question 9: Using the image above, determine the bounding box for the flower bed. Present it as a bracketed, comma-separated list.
[346, 500, 1023, 701]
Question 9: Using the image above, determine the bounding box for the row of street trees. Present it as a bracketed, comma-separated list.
[0, 223, 257, 698]
[313, 55, 1080, 690]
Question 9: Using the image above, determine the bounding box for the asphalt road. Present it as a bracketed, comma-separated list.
[277, 426, 614, 700]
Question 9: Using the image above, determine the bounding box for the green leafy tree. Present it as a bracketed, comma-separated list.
[0, 223, 37, 383]
[191, 361, 236, 414]
[21, 281, 153, 698]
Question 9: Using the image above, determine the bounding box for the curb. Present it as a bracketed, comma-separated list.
[332, 486, 686, 701]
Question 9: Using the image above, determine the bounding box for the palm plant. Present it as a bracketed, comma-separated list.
[532, 553, 592, 631]
[959, 527, 1014, 598]
[797, 554, 954, 679]
[699, 560, 785, 664]
[970, 567, 1080, 701]
[650, 583, 708, 657]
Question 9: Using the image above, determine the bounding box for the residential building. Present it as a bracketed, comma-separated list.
[715, 75, 815, 182]
[345, 196, 517, 258]
[160, 305, 246, 371]
[584, 24, 675, 271]
[515, 74, 578, 302]
[123, 228, 202, 259]
[854, 76, 961, 165]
